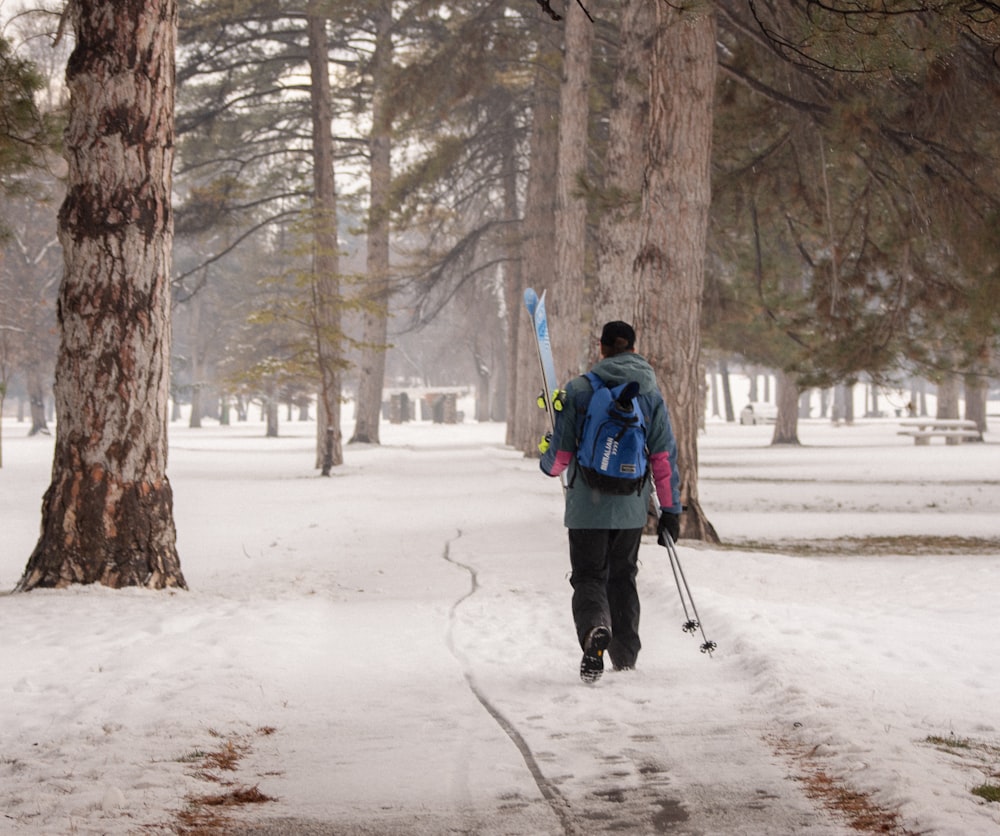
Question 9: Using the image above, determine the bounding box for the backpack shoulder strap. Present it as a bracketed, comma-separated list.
[583, 371, 604, 392]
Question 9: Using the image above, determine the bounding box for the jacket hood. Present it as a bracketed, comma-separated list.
[590, 352, 659, 393]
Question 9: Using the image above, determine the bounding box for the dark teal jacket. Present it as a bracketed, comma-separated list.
[541, 352, 681, 529]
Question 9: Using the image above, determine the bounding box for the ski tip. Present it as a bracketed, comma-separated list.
[524, 289, 539, 317]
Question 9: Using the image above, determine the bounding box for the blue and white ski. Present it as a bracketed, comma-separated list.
[524, 288, 559, 430]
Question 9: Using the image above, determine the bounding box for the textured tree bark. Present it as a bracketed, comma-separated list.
[593, 0, 654, 328]
[635, 5, 719, 543]
[964, 373, 988, 438]
[187, 292, 203, 429]
[551, 0, 592, 382]
[501, 89, 524, 448]
[351, 0, 393, 446]
[513, 20, 560, 456]
[771, 369, 802, 445]
[307, 7, 343, 474]
[18, 0, 186, 590]
[936, 373, 960, 420]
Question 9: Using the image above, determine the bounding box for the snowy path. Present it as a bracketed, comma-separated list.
[2, 418, 999, 834]
[440, 506, 850, 836]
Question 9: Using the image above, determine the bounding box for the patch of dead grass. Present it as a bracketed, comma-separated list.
[167, 728, 278, 835]
[797, 768, 918, 834]
[715, 535, 1000, 557]
[773, 737, 922, 835]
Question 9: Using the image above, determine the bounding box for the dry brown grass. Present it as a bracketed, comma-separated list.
[717, 535, 1000, 557]
[773, 737, 923, 835]
[168, 728, 278, 835]
[797, 769, 919, 834]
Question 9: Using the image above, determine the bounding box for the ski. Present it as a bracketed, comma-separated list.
[524, 288, 559, 430]
[524, 286, 539, 318]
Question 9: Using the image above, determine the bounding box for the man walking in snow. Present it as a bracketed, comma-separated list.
[540, 321, 682, 683]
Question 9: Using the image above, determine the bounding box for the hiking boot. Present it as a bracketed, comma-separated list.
[580, 626, 612, 683]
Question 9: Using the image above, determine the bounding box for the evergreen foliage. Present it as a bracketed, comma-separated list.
[708, 1, 1000, 389]
[0, 34, 59, 227]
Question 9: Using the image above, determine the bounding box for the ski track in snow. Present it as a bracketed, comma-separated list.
[443, 530, 582, 835]
[442, 514, 852, 836]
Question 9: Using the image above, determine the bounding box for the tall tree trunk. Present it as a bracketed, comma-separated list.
[550, 0, 592, 382]
[936, 372, 963, 445]
[474, 341, 491, 422]
[501, 89, 523, 446]
[771, 369, 801, 445]
[26, 362, 49, 435]
[188, 291, 203, 428]
[513, 20, 561, 456]
[593, 0, 654, 327]
[18, 0, 185, 591]
[634, 4, 718, 543]
[964, 372, 988, 437]
[831, 384, 845, 424]
[936, 373, 960, 420]
[351, 1, 393, 445]
[720, 358, 735, 422]
[265, 392, 279, 438]
[307, 7, 343, 474]
[936, 371, 962, 444]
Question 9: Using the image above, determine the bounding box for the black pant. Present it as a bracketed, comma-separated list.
[567, 528, 643, 669]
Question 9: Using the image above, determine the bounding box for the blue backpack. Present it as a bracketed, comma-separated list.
[575, 372, 649, 495]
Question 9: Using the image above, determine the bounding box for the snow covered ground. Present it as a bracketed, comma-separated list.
[1, 413, 998, 835]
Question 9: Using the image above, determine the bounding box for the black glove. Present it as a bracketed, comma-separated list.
[657, 511, 680, 545]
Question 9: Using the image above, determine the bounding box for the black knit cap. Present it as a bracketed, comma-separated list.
[600, 321, 636, 351]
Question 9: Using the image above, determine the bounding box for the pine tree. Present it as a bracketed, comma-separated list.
[18, 0, 186, 591]
[350, 0, 393, 445]
[707, 1, 1000, 444]
[635, 4, 719, 542]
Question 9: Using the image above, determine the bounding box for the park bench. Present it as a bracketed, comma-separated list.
[897, 418, 982, 446]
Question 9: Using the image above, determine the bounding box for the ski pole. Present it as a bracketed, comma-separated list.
[662, 535, 717, 656]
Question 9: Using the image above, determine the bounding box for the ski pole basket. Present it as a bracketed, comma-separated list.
[663, 536, 717, 656]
